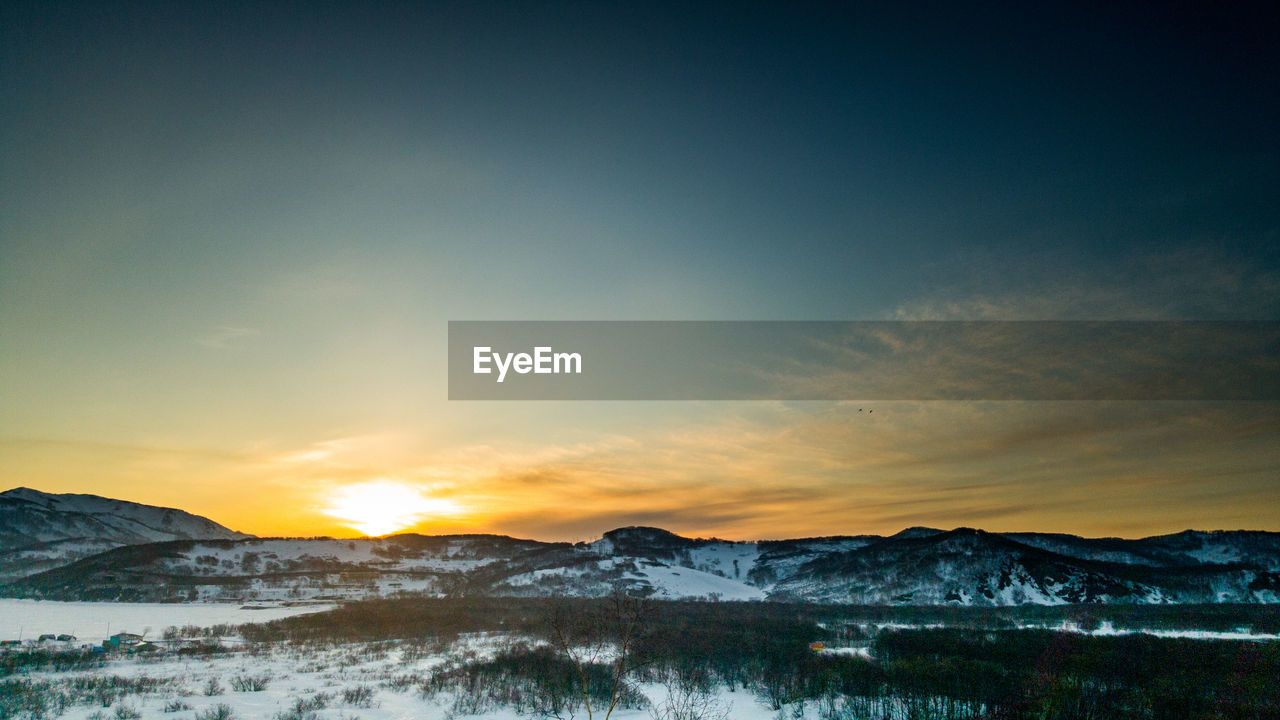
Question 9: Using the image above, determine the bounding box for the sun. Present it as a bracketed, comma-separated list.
[321, 480, 460, 537]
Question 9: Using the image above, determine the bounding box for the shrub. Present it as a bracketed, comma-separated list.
[649, 674, 732, 720]
[274, 692, 332, 720]
[0, 648, 105, 677]
[230, 674, 270, 692]
[421, 646, 645, 718]
[195, 704, 235, 720]
[341, 685, 375, 708]
[0, 679, 61, 720]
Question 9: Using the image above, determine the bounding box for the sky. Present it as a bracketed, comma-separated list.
[2, 2, 1277, 540]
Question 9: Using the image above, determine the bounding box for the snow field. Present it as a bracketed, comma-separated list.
[14, 634, 790, 720]
[0, 599, 335, 645]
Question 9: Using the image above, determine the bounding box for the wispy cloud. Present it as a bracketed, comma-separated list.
[398, 400, 1280, 540]
[194, 325, 260, 349]
[5, 396, 1275, 541]
[892, 246, 1280, 321]
[264, 434, 406, 468]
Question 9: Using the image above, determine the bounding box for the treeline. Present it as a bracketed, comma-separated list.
[0, 674, 179, 719]
[234, 597, 1280, 718]
[421, 644, 647, 718]
[411, 629, 1279, 720]
[871, 629, 1279, 719]
[239, 596, 1280, 642]
[240, 595, 557, 643]
[0, 648, 103, 677]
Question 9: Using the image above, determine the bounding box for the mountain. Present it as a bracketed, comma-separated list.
[1003, 530, 1280, 570]
[0, 487, 250, 582]
[769, 527, 1275, 605]
[1, 488, 1277, 606]
[4, 524, 1278, 606]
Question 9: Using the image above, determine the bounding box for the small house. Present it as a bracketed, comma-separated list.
[104, 632, 144, 649]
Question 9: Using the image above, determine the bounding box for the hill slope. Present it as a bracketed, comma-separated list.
[2, 489, 1278, 606]
[0, 487, 250, 582]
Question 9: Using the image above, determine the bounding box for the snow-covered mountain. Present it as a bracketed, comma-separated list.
[0, 488, 250, 581]
[1004, 529, 1280, 571]
[3, 524, 1277, 606]
[769, 527, 1278, 605]
[2, 488, 1278, 606]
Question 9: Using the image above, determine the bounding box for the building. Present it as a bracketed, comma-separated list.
[103, 632, 144, 649]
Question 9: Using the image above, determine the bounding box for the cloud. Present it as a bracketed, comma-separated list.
[194, 325, 260, 349]
[399, 400, 1280, 540]
[264, 434, 407, 468]
[891, 245, 1280, 321]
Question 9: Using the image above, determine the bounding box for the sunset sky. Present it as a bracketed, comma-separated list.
[2, 2, 1277, 540]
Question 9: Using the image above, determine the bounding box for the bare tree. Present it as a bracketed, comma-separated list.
[649, 670, 732, 720]
[548, 590, 652, 720]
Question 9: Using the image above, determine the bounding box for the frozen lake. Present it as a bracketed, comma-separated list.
[0, 598, 334, 643]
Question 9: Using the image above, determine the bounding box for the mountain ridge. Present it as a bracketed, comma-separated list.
[0, 487, 251, 582]
[3, 488, 1278, 606]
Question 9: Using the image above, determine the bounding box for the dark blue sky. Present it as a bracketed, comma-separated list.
[5, 2, 1276, 318]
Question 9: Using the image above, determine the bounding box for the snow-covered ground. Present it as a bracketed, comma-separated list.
[1049, 619, 1280, 641]
[500, 556, 768, 601]
[6, 604, 1279, 720]
[863, 619, 1280, 642]
[685, 542, 761, 581]
[12, 637, 784, 720]
[0, 599, 334, 644]
[622, 560, 766, 601]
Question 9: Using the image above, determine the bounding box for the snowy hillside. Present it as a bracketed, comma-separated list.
[0, 538, 120, 584]
[1004, 530, 1280, 571]
[2, 488, 1279, 606]
[771, 528, 1280, 606]
[4, 523, 1277, 606]
[0, 488, 250, 581]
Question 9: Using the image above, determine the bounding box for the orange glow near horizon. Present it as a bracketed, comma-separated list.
[320, 480, 463, 537]
[3, 400, 1278, 542]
